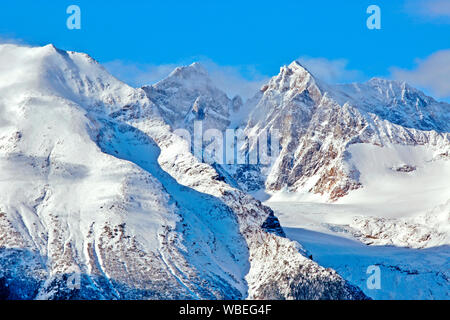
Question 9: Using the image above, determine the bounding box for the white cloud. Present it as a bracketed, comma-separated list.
[390, 49, 450, 99]
[199, 59, 269, 99]
[296, 56, 363, 83]
[103, 60, 178, 87]
[0, 35, 30, 46]
[104, 59, 269, 100]
[406, 0, 450, 22]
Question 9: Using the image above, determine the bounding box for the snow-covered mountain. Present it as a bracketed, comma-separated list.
[0, 44, 367, 300]
[1, 43, 448, 300]
[234, 61, 449, 249]
[237, 61, 449, 199]
[142, 62, 242, 133]
[135, 59, 449, 299]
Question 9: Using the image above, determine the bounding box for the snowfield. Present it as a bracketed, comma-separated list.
[282, 225, 449, 300]
[263, 133, 449, 300]
[341, 143, 450, 219]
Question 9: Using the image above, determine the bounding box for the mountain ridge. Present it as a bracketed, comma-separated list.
[0, 43, 368, 300]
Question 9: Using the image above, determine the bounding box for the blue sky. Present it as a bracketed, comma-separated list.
[0, 0, 449, 100]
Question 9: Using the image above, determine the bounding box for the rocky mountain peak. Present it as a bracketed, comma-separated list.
[168, 62, 209, 80]
[262, 60, 322, 104]
[287, 60, 310, 73]
[142, 62, 234, 130]
[233, 56, 450, 202]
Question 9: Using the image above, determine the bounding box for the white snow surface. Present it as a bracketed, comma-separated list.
[264, 138, 449, 299]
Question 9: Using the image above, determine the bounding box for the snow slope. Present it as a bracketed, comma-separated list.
[341, 143, 450, 218]
[283, 226, 449, 300]
[265, 200, 449, 299]
[0, 43, 244, 299]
